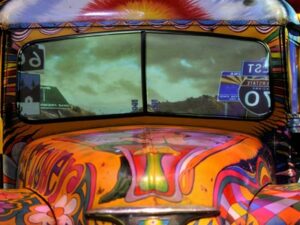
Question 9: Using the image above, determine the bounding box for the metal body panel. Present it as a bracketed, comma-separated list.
[0, 0, 299, 225]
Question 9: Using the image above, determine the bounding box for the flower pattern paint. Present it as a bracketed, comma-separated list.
[28, 205, 56, 225]
[0, 189, 55, 224]
[12, 126, 266, 224]
[29, 195, 77, 225]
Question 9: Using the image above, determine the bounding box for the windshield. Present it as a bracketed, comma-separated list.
[17, 31, 270, 120]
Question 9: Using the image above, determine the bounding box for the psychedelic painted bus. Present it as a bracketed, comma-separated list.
[0, 0, 299, 224]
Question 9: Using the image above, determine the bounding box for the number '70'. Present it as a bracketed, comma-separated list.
[244, 90, 271, 108]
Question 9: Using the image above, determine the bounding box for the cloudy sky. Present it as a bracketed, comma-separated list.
[146, 33, 267, 102]
[37, 32, 142, 114]
[21, 31, 268, 115]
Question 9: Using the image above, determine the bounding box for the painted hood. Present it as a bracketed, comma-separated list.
[18, 125, 271, 209]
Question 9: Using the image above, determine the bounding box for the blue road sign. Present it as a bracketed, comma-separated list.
[217, 71, 241, 102]
[242, 60, 269, 76]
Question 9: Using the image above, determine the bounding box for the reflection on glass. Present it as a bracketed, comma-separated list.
[146, 33, 270, 118]
[18, 31, 270, 120]
[18, 33, 142, 119]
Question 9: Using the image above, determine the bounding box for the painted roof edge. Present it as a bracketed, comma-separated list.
[5, 19, 282, 30]
[0, 0, 296, 28]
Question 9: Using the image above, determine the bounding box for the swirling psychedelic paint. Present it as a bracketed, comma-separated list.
[0, 189, 55, 225]
[0, 1, 298, 225]
[247, 184, 300, 225]
[212, 155, 273, 224]
[1, 125, 300, 225]
[54, 127, 247, 203]
[0, 21, 296, 225]
[17, 142, 98, 224]
[1, 9, 288, 190]
[14, 126, 264, 223]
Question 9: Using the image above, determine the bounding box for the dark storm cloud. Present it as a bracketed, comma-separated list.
[87, 72, 103, 83]
[36, 31, 268, 104]
[43, 32, 140, 81]
[45, 32, 140, 60]
[104, 78, 142, 97]
[44, 38, 93, 82]
[146, 33, 267, 94]
[45, 37, 88, 56]
[41, 31, 267, 88]
[78, 84, 98, 95]
[89, 32, 141, 61]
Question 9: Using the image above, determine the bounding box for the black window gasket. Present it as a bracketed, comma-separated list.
[15, 29, 274, 124]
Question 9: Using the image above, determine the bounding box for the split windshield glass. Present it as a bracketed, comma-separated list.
[17, 31, 270, 120]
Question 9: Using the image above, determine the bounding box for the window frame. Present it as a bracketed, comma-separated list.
[16, 30, 273, 123]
